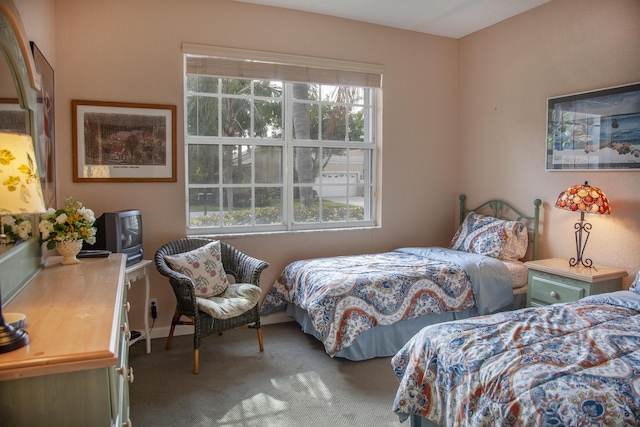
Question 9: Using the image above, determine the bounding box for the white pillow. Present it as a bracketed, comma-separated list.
[164, 240, 230, 298]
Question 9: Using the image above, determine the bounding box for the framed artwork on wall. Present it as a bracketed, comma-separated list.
[546, 82, 640, 171]
[31, 42, 56, 208]
[72, 100, 177, 182]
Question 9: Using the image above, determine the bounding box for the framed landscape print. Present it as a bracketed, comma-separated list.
[546, 82, 640, 170]
[72, 100, 177, 182]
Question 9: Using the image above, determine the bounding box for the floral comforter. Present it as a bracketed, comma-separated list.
[392, 291, 640, 426]
[261, 247, 513, 357]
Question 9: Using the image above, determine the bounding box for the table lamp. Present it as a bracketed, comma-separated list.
[0, 132, 46, 353]
[554, 181, 611, 268]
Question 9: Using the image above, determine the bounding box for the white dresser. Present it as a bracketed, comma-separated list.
[0, 254, 132, 426]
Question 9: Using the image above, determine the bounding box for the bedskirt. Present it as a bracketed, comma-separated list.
[284, 286, 527, 361]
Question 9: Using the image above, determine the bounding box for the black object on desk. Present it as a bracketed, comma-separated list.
[77, 250, 111, 258]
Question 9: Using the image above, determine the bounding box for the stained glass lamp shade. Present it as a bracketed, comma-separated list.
[554, 181, 610, 268]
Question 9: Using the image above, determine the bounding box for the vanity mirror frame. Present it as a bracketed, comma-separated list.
[0, 0, 45, 304]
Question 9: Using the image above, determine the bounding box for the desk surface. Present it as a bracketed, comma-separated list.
[0, 254, 126, 381]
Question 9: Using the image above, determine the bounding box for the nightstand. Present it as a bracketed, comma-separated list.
[524, 258, 627, 307]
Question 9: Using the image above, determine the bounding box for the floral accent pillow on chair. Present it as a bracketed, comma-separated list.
[164, 240, 230, 298]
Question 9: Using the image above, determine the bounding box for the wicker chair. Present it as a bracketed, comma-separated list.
[155, 238, 269, 374]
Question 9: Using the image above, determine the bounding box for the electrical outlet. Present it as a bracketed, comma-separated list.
[150, 298, 158, 319]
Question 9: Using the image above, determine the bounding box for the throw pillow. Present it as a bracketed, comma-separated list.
[450, 212, 528, 260]
[164, 240, 230, 298]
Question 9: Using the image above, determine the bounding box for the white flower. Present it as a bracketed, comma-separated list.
[56, 213, 68, 224]
[79, 207, 96, 224]
[2, 215, 33, 242]
[16, 221, 31, 240]
[2, 215, 16, 226]
[39, 220, 53, 240]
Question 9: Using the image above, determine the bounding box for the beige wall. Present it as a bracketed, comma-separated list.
[14, 0, 640, 334]
[458, 0, 640, 287]
[13, 0, 55, 68]
[48, 0, 458, 331]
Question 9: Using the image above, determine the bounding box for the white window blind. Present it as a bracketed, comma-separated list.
[183, 43, 383, 88]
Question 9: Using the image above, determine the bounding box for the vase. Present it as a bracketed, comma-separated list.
[56, 240, 83, 265]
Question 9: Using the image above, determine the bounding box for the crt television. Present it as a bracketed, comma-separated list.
[90, 209, 143, 266]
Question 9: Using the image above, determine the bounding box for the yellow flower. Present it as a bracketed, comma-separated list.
[3, 175, 20, 192]
[0, 148, 15, 165]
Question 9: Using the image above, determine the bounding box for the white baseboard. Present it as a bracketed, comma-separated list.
[140, 313, 294, 340]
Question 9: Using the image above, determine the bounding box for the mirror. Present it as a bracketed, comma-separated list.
[0, 56, 27, 134]
[0, 54, 29, 249]
[0, 39, 29, 251]
[0, 0, 43, 303]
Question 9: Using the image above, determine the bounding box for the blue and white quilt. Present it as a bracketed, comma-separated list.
[261, 247, 513, 357]
[392, 291, 640, 426]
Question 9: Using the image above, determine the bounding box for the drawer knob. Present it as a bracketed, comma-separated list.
[122, 322, 131, 340]
[127, 366, 134, 384]
[550, 290, 558, 299]
[117, 366, 134, 384]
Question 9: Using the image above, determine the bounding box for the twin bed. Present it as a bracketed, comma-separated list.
[392, 273, 640, 426]
[261, 195, 541, 361]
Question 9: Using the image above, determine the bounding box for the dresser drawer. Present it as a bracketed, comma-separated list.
[530, 275, 585, 305]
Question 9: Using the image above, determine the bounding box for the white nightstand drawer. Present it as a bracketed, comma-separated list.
[530, 275, 585, 305]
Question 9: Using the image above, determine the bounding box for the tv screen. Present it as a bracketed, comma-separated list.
[120, 214, 142, 250]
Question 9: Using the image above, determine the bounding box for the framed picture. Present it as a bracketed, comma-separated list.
[546, 82, 640, 170]
[72, 100, 177, 182]
[31, 42, 56, 208]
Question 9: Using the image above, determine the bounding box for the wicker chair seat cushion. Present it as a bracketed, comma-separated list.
[197, 283, 262, 320]
[164, 240, 230, 298]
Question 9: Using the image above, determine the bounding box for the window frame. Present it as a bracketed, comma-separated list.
[183, 45, 382, 236]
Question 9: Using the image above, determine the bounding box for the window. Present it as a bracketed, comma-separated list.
[184, 45, 382, 234]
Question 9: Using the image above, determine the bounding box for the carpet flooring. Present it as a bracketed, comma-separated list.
[128, 321, 404, 426]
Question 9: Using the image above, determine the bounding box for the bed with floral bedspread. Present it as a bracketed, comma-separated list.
[392, 280, 640, 426]
[261, 196, 540, 361]
[262, 247, 516, 359]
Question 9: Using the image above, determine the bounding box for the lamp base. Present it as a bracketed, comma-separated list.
[570, 212, 594, 268]
[0, 319, 29, 354]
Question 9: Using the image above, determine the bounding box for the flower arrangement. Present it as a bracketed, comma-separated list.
[39, 197, 97, 250]
[1, 215, 32, 243]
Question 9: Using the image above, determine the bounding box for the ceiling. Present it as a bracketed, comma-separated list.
[232, 0, 551, 39]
